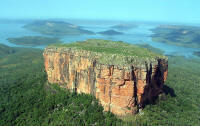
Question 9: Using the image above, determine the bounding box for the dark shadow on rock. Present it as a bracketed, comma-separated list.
[163, 85, 176, 97]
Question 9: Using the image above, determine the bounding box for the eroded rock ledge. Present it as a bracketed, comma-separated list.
[43, 39, 168, 115]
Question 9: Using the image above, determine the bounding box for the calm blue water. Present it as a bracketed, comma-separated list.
[0, 20, 200, 58]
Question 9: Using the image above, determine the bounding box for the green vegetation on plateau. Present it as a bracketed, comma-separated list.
[23, 20, 94, 36]
[151, 25, 200, 48]
[7, 36, 62, 46]
[0, 44, 200, 125]
[50, 39, 164, 59]
[98, 30, 123, 35]
[137, 44, 164, 55]
[49, 39, 165, 65]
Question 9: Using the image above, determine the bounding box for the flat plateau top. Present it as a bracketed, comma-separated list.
[49, 39, 164, 58]
[47, 39, 166, 65]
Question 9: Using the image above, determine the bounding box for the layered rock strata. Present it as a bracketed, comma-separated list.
[43, 42, 168, 115]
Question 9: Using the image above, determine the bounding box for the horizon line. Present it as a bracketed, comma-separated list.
[0, 17, 199, 25]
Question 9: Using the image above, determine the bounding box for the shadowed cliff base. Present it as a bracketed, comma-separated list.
[163, 85, 176, 97]
[139, 85, 176, 108]
[44, 39, 168, 115]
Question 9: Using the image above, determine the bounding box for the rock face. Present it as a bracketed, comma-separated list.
[43, 41, 168, 115]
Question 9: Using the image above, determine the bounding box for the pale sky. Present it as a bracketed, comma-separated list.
[1, 0, 200, 23]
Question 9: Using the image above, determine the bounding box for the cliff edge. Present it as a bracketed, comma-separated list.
[43, 39, 168, 115]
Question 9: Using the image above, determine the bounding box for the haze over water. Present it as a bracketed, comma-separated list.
[1, 0, 200, 58]
[0, 19, 200, 58]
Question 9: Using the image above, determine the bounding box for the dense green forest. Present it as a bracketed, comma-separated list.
[0, 45, 200, 125]
[0, 46, 121, 126]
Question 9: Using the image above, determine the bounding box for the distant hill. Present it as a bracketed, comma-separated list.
[7, 36, 62, 46]
[111, 24, 137, 30]
[98, 30, 123, 36]
[151, 25, 200, 48]
[0, 44, 15, 55]
[23, 20, 94, 36]
[194, 51, 200, 57]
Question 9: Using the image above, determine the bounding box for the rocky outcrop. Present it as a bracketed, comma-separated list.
[43, 43, 168, 115]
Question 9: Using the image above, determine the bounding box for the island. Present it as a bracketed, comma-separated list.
[7, 36, 62, 46]
[98, 30, 123, 36]
[0, 44, 15, 55]
[151, 25, 200, 48]
[194, 51, 200, 57]
[23, 20, 94, 36]
[44, 39, 168, 115]
[111, 24, 137, 30]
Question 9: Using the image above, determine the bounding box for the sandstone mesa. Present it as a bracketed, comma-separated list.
[43, 39, 168, 115]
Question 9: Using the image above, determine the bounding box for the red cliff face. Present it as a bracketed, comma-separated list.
[43, 47, 168, 115]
